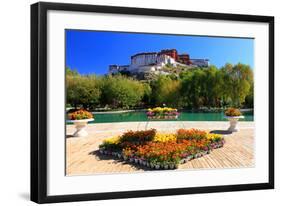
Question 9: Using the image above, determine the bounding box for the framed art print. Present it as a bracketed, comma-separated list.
[30, 2, 274, 203]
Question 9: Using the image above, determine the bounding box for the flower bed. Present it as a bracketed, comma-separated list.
[146, 107, 180, 120]
[99, 129, 225, 170]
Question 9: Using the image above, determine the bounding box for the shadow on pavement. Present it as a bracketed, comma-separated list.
[89, 150, 154, 171]
[210, 130, 232, 135]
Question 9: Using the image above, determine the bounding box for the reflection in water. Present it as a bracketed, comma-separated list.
[83, 111, 254, 124]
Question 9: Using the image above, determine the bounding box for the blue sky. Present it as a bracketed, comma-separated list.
[66, 30, 254, 75]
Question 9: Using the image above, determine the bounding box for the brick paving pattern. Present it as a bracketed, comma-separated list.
[66, 121, 254, 176]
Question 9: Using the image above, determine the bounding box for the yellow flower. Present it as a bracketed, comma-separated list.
[103, 136, 121, 144]
[207, 133, 222, 140]
[149, 107, 177, 113]
[153, 133, 177, 142]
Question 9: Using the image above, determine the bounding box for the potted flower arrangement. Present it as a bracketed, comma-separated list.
[163, 161, 169, 169]
[146, 107, 180, 120]
[224, 108, 244, 132]
[154, 162, 161, 169]
[67, 109, 94, 137]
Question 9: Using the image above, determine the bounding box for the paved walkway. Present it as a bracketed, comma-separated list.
[66, 121, 254, 175]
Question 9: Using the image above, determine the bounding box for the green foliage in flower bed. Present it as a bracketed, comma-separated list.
[119, 129, 156, 143]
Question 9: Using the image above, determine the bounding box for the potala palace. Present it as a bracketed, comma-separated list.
[109, 49, 209, 75]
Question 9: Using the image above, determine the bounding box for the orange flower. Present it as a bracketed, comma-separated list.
[67, 109, 93, 120]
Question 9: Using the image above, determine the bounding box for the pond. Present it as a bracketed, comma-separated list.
[83, 111, 254, 124]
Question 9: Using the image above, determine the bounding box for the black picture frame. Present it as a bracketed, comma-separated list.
[31, 1, 274, 204]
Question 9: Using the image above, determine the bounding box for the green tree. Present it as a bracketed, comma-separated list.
[180, 69, 206, 108]
[204, 66, 224, 107]
[101, 75, 145, 109]
[220, 63, 253, 107]
[66, 75, 101, 109]
[151, 75, 182, 107]
[142, 82, 152, 106]
[244, 82, 254, 108]
[65, 63, 254, 110]
[66, 66, 79, 76]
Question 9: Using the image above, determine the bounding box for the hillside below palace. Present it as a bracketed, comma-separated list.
[109, 49, 209, 75]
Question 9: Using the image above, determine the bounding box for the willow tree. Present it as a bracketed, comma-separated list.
[180, 69, 207, 108]
[220, 63, 253, 107]
[149, 75, 182, 108]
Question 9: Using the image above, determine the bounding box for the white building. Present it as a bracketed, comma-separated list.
[109, 65, 130, 74]
[190, 59, 210, 67]
[108, 49, 210, 74]
[129, 52, 177, 73]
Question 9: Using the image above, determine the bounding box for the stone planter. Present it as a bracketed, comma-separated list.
[224, 116, 244, 132]
[67, 118, 94, 137]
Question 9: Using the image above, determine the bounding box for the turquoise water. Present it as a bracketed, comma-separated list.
[85, 111, 254, 124]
